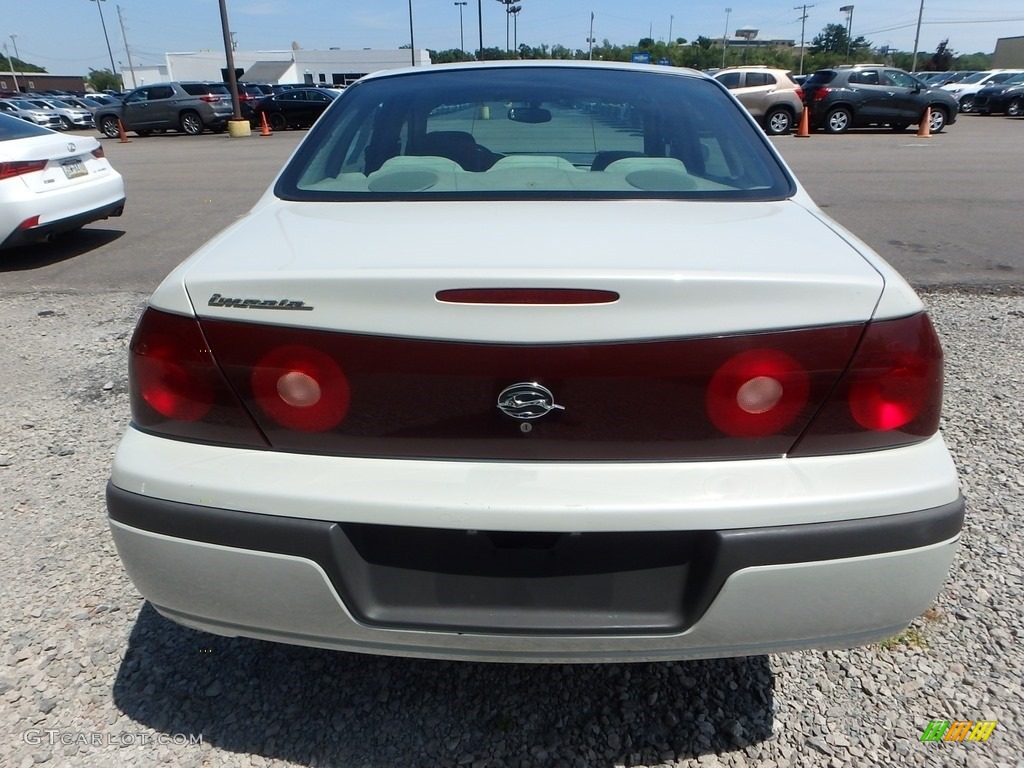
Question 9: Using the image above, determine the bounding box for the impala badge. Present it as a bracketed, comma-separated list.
[497, 382, 565, 420]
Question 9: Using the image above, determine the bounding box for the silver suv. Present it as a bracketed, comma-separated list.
[95, 82, 234, 138]
[713, 67, 804, 135]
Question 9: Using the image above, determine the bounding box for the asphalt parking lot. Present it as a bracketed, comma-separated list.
[0, 113, 1022, 296]
[1, 113, 1022, 768]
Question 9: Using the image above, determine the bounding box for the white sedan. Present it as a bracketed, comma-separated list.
[107, 61, 962, 663]
[0, 113, 124, 249]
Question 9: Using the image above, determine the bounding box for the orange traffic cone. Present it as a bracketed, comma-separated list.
[117, 119, 131, 144]
[916, 107, 932, 139]
[795, 107, 810, 138]
[259, 111, 272, 137]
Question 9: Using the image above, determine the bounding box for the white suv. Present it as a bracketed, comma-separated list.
[713, 66, 805, 135]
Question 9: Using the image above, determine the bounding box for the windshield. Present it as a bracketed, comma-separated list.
[959, 72, 989, 84]
[277, 66, 793, 202]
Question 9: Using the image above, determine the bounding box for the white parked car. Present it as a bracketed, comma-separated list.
[0, 113, 125, 249]
[23, 97, 94, 130]
[107, 61, 962, 663]
[943, 69, 1024, 112]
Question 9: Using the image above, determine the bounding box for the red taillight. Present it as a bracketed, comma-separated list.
[91, 147, 105, 159]
[251, 345, 351, 432]
[794, 87, 804, 101]
[791, 312, 943, 456]
[129, 308, 266, 447]
[706, 349, 810, 437]
[17, 215, 41, 230]
[0, 160, 47, 180]
[199, 95, 221, 103]
[812, 87, 832, 102]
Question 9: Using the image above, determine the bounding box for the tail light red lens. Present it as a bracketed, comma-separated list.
[251, 345, 351, 432]
[706, 349, 809, 437]
[0, 160, 47, 180]
[129, 309, 267, 447]
[790, 312, 943, 456]
[127, 309, 942, 460]
[91, 147, 105, 159]
[812, 87, 832, 102]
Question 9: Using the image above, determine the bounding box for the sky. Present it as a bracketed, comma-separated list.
[4, 1, 1022, 76]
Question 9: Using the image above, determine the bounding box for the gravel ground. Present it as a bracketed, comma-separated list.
[1, 288, 1021, 768]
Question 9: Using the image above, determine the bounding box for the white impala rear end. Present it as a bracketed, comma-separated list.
[106, 62, 961, 662]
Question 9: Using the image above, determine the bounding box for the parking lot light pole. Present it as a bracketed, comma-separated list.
[477, 0, 484, 58]
[90, 0, 119, 86]
[455, 2, 467, 52]
[721, 8, 731, 69]
[408, 0, 416, 66]
[3, 43, 19, 93]
[217, 0, 242, 120]
[840, 5, 854, 62]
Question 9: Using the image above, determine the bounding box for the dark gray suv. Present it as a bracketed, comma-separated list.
[802, 65, 959, 134]
[95, 82, 234, 138]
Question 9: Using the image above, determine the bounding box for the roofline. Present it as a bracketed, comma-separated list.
[357, 59, 710, 83]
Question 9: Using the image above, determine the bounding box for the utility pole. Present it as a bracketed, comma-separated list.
[669, 15, 674, 43]
[794, 4, 814, 75]
[117, 5, 137, 88]
[911, 0, 924, 73]
[587, 12, 595, 60]
[8, 34, 19, 63]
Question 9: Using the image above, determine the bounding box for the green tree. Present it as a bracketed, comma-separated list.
[925, 39, 955, 71]
[87, 68, 121, 92]
[809, 23, 870, 56]
[954, 52, 993, 70]
[429, 48, 475, 64]
[477, 46, 506, 61]
[1, 55, 46, 73]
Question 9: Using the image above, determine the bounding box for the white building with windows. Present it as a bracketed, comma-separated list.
[124, 48, 430, 89]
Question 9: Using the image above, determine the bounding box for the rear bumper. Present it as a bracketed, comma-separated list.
[106, 438, 963, 661]
[1, 195, 125, 249]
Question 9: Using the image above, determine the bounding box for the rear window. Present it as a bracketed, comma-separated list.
[0, 113, 52, 140]
[805, 70, 837, 85]
[182, 83, 231, 96]
[277, 66, 794, 202]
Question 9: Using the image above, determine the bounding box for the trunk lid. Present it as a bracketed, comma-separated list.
[183, 199, 882, 342]
[165, 199, 888, 461]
